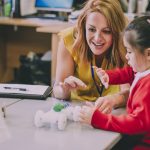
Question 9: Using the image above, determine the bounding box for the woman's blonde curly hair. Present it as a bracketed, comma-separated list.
[72, 0, 128, 67]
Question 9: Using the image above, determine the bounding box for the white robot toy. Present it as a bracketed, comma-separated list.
[34, 103, 82, 130]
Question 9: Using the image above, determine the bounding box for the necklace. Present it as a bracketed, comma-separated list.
[90, 62, 104, 96]
[90, 59, 109, 96]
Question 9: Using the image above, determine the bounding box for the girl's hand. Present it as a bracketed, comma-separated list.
[59, 76, 87, 90]
[93, 66, 109, 89]
[95, 95, 115, 114]
[80, 105, 96, 125]
[79, 102, 96, 125]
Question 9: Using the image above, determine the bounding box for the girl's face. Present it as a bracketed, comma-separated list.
[85, 12, 113, 56]
[123, 36, 148, 72]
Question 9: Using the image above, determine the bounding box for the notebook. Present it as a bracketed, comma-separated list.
[0, 84, 52, 100]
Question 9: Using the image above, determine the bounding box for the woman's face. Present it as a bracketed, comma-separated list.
[85, 12, 113, 56]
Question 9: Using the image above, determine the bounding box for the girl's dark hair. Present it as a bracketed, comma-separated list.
[125, 16, 150, 54]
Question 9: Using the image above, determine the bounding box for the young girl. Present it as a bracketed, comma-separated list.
[80, 16, 150, 150]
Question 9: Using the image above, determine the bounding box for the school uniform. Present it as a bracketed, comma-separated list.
[91, 66, 150, 149]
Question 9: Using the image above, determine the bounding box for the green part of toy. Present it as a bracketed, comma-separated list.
[53, 103, 65, 112]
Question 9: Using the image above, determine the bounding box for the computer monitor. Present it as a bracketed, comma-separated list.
[35, 0, 74, 13]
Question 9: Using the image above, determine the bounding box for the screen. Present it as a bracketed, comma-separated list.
[35, 0, 74, 12]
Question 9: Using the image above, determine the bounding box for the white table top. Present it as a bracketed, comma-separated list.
[0, 98, 122, 150]
[0, 98, 21, 106]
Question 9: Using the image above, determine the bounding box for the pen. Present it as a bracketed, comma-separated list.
[3, 87, 27, 91]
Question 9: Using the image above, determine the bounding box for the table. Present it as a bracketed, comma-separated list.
[0, 98, 23, 142]
[0, 98, 22, 117]
[0, 97, 123, 150]
[0, 98, 21, 106]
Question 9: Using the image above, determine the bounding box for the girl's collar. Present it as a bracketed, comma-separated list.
[135, 69, 150, 77]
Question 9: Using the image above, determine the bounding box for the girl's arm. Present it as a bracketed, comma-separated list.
[95, 84, 130, 114]
[95, 67, 130, 113]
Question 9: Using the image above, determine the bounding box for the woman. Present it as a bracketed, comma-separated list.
[53, 0, 129, 113]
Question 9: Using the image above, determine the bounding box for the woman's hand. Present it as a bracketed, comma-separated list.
[95, 95, 116, 114]
[60, 76, 87, 90]
[53, 75, 87, 100]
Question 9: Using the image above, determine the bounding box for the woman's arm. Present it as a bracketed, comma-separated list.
[113, 83, 130, 108]
[53, 38, 74, 99]
[53, 37, 87, 100]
